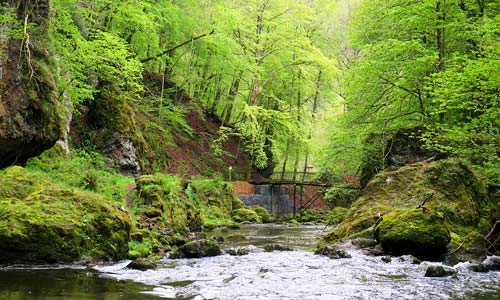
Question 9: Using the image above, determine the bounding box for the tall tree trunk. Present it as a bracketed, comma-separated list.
[436, 0, 446, 73]
[223, 73, 242, 124]
[211, 75, 223, 114]
[280, 61, 297, 179]
[436, 0, 446, 122]
[280, 139, 291, 180]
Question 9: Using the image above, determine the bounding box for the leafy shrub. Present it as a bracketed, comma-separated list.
[324, 183, 360, 208]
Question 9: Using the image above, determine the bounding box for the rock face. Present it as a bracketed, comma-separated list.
[102, 133, 141, 177]
[0, 36, 63, 168]
[72, 90, 146, 177]
[384, 127, 440, 168]
[321, 159, 495, 261]
[374, 210, 450, 257]
[359, 127, 441, 188]
[0, 166, 131, 263]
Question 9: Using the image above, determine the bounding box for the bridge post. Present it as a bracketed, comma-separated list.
[270, 184, 274, 214]
[293, 184, 296, 217]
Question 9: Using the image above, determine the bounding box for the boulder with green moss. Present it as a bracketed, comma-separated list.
[320, 159, 498, 261]
[130, 174, 236, 257]
[374, 210, 450, 257]
[252, 206, 272, 223]
[0, 166, 130, 263]
[232, 208, 262, 223]
[171, 239, 221, 258]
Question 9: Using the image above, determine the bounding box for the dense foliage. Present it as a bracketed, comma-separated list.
[23, 0, 341, 179]
[4, 0, 499, 192]
[322, 0, 500, 187]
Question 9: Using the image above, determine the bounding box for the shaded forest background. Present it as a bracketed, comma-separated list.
[0, 0, 499, 186]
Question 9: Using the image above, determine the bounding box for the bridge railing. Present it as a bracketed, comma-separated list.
[269, 172, 319, 182]
[250, 171, 359, 186]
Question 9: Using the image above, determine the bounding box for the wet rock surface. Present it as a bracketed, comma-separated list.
[482, 256, 500, 270]
[225, 245, 260, 256]
[171, 239, 222, 259]
[314, 245, 352, 259]
[424, 265, 457, 277]
[127, 258, 158, 271]
[263, 244, 293, 252]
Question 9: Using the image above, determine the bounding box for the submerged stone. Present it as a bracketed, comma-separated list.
[482, 256, 500, 271]
[381, 256, 392, 263]
[225, 246, 260, 256]
[468, 263, 489, 273]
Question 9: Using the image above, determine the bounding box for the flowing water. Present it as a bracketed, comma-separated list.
[1, 224, 500, 300]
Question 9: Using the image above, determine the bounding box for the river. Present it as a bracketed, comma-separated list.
[1, 224, 500, 300]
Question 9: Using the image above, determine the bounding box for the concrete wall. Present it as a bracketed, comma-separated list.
[238, 184, 294, 214]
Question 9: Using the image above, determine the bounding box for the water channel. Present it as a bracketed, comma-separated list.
[1, 224, 500, 300]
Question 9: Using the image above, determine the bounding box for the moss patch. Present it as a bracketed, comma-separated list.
[374, 209, 450, 257]
[0, 166, 130, 263]
[232, 208, 262, 223]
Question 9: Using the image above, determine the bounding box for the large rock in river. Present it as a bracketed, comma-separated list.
[0, 166, 131, 263]
[320, 159, 495, 261]
[171, 239, 222, 258]
[374, 210, 450, 257]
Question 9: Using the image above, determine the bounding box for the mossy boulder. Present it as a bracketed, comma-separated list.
[232, 208, 262, 223]
[131, 174, 236, 257]
[0, 166, 131, 263]
[171, 239, 221, 258]
[126, 258, 158, 270]
[231, 197, 245, 210]
[320, 159, 496, 261]
[252, 206, 272, 223]
[374, 210, 450, 257]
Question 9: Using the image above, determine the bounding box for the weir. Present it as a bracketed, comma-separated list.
[238, 184, 294, 214]
[234, 174, 335, 214]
